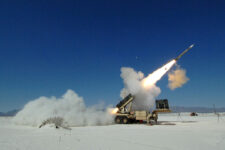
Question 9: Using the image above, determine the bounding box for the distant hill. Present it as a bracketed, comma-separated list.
[0, 109, 20, 116]
[0, 112, 5, 116]
[170, 106, 225, 113]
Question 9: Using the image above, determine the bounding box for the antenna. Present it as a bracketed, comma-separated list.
[213, 104, 217, 114]
[213, 104, 220, 123]
[175, 106, 183, 121]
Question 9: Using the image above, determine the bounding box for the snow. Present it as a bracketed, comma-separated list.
[0, 113, 225, 150]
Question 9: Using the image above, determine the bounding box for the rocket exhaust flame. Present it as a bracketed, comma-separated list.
[111, 108, 119, 114]
[142, 60, 176, 88]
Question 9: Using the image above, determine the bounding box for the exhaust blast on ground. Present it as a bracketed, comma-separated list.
[13, 90, 113, 127]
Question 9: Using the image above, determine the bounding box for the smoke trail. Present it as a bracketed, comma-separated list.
[13, 90, 113, 127]
[142, 60, 176, 88]
[168, 66, 189, 90]
[120, 67, 161, 111]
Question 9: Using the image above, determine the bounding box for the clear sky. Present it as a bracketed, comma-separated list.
[0, 0, 225, 112]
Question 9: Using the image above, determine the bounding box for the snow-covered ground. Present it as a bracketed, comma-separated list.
[1, 113, 225, 150]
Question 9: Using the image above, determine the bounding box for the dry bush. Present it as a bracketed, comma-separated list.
[39, 117, 70, 130]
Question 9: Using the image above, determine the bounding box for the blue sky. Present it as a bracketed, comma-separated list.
[0, 0, 225, 112]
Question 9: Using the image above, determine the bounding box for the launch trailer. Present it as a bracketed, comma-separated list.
[114, 94, 171, 124]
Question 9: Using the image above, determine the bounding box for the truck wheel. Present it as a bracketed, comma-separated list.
[122, 117, 129, 124]
[115, 116, 121, 124]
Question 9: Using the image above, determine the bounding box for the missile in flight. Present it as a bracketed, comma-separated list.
[175, 44, 194, 61]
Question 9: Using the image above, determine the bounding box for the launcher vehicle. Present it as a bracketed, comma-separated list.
[114, 94, 171, 124]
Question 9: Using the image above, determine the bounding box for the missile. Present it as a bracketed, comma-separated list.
[175, 44, 194, 61]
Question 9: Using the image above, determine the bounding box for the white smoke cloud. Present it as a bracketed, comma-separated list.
[13, 90, 113, 127]
[120, 67, 161, 111]
[168, 66, 189, 90]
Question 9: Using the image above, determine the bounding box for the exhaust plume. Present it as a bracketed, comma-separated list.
[13, 90, 113, 127]
[168, 66, 189, 90]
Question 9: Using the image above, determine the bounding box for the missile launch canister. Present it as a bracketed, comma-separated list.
[175, 44, 194, 61]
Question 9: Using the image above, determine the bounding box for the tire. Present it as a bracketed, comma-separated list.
[154, 115, 158, 124]
[115, 116, 122, 124]
[122, 117, 129, 124]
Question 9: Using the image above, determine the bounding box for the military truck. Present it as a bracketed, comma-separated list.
[114, 94, 171, 124]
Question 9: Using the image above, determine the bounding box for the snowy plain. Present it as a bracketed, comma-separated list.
[0, 113, 225, 150]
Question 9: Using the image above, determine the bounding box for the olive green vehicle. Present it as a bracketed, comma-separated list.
[114, 94, 171, 124]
